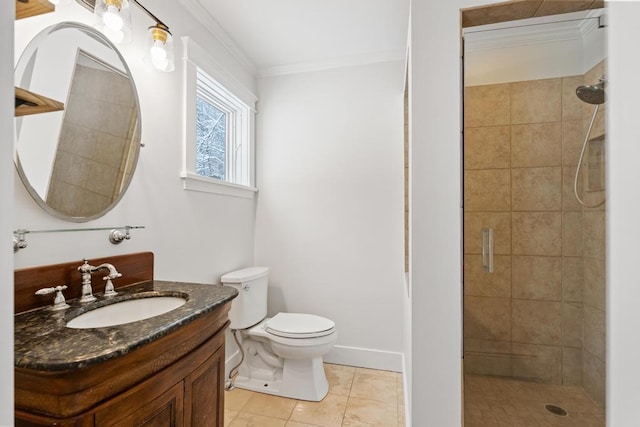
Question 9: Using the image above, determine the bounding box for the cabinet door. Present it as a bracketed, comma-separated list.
[183, 346, 224, 427]
[95, 382, 184, 427]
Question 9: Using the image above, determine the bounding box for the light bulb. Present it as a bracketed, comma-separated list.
[103, 5, 124, 31]
[150, 40, 168, 70]
[150, 41, 167, 62]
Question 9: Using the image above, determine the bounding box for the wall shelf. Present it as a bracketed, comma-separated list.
[14, 87, 64, 117]
[15, 1, 63, 118]
[16, 0, 54, 20]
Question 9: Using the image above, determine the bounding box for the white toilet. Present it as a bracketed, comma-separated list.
[221, 267, 337, 401]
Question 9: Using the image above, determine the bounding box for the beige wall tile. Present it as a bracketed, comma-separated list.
[563, 302, 583, 348]
[562, 257, 583, 302]
[583, 351, 606, 407]
[464, 296, 511, 341]
[511, 123, 561, 167]
[512, 256, 561, 301]
[464, 255, 511, 298]
[536, 1, 597, 17]
[562, 75, 586, 121]
[465, 84, 511, 128]
[562, 347, 583, 386]
[563, 212, 584, 257]
[512, 212, 562, 256]
[511, 78, 562, 124]
[464, 338, 512, 377]
[583, 60, 606, 118]
[584, 211, 606, 259]
[585, 108, 606, 142]
[465, 126, 511, 170]
[464, 212, 511, 255]
[512, 343, 562, 384]
[512, 299, 562, 345]
[512, 167, 562, 211]
[465, 169, 511, 212]
[461, 1, 542, 27]
[584, 256, 605, 311]
[562, 166, 583, 211]
[562, 119, 585, 167]
[583, 305, 606, 362]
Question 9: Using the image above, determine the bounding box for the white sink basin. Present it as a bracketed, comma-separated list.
[66, 297, 187, 329]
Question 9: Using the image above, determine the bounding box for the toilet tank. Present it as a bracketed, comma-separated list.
[221, 267, 269, 329]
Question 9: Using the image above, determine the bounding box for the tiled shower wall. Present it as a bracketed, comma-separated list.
[47, 64, 137, 217]
[463, 61, 605, 406]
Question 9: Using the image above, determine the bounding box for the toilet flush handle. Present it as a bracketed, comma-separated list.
[243, 284, 250, 291]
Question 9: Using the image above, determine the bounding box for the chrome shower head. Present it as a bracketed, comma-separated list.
[576, 76, 606, 105]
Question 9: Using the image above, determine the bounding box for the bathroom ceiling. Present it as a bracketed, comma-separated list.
[190, 0, 410, 75]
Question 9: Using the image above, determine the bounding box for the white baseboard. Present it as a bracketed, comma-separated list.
[226, 345, 404, 375]
[323, 345, 403, 372]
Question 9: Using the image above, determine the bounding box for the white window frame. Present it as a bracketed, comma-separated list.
[181, 36, 258, 198]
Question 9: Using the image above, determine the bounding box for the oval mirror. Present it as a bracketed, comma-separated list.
[15, 22, 141, 222]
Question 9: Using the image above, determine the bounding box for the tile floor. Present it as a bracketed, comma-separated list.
[464, 374, 605, 427]
[224, 363, 405, 427]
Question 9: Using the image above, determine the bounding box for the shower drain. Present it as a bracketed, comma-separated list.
[545, 404, 569, 417]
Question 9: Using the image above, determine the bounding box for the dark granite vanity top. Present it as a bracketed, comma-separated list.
[15, 281, 238, 371]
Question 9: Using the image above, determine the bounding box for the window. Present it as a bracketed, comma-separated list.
[181, 37, 257, 198]
[196, 94, 227, 180]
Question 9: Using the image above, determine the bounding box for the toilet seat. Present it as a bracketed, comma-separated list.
[265, 313, 335, 338]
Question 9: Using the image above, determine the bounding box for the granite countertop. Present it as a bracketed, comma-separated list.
[15, 280, 238, 372]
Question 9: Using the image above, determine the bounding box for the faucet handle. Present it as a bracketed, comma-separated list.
[35, 285, 70, 310]
[102, 275, 119, 297]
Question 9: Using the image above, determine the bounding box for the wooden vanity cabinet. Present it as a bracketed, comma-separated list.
[15, 303, 230, 427]
[93, 334, 224, 427]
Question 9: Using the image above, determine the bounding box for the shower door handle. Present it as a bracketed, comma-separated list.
[481, 228, 494, 273]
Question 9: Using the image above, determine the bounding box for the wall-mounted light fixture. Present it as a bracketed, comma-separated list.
[92, 0, 174, 72]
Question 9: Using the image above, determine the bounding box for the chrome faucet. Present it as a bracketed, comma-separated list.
[78, 259, 98, 303]
[92, 263, 122, 297]
[78, 259, 123, 301]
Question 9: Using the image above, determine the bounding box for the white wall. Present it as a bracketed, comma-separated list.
[0, 2, 14, 425]
[409, 2, 463, 424]
[13, 1, 257, 286]
[410, 1, 640, 425]
[254, 61, 405, 371]
[607, 3, 640, 425]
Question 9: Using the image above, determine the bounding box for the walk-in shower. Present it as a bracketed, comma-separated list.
[462, 6, 607, 426]
[574, 76, 606, 208]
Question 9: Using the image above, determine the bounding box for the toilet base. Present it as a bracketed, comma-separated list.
[234, 356, 329, 401]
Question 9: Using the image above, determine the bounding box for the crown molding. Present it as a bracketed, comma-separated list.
[175, 0, 257, 75]
[257, 49, 406, 78]
[464, 9, 603, 52]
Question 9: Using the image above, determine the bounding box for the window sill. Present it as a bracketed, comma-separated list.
[180, 172, 257, 199]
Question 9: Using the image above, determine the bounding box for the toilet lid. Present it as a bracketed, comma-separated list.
[266, 313, 335, 338]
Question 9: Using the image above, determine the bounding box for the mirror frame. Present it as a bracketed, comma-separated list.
[14, 21, 142, 223]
